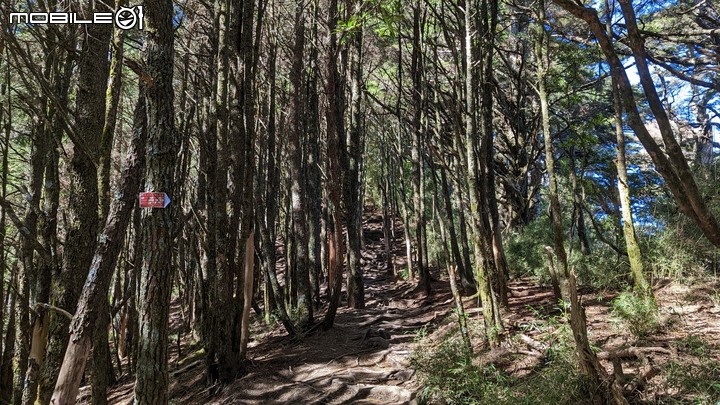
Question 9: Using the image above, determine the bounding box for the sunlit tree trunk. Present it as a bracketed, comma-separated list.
[536, 3, 628, 403]
[464, 0, 503, 346]
[535, 1, 569, 299]
[612, 82, 650, 296]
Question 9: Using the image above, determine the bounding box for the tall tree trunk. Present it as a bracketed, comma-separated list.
[535, 0, 569, 299]
[464, 0, 503, 346]
[391, 18, 413, 280]
[306, 0, 323, 308]
[570, 155, 591, 255]
[99, 5, 126, 224]
[346, 0, 365, 308]
[239, 231, 255, 358]
[51, 86, 147, 405]
[212, 0, 237, 383]
[411, 0, 430, 296]
[259, 36, 295, 336]
[479, 0, 508, 309]
[199, 40, 219, 383]
[14, 256, 30, 405]
[0, 58, 12, 403]
[537, 4, 628, 403]
[288, 0, 313, 328]
[41, 4, 112, 401]
[605, 0, 649, 296]
[612, 82, 650, 296]
[93, 10, 126, 403]
[455, 179, 474, 288]
[323, 0, 346, 329]
[0, 59, 6, 366]
[380, 143, 395, 275]
[133, 0, 177, 401]
[21, 30, 59, 402]
[0, 266, 17, 405]
[440, 167, 473, 290]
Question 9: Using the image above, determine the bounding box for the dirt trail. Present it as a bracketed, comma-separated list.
[94, 213, 455, 405]
[179, 213, 457, 404]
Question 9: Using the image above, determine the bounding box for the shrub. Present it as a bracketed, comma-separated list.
[411, 324, 598, 405]
[661, 359, 720, 403]
[571, 247, 630, 291]
[509, 356, 596, 405]
[505, 216, 553, 282]
[411, 333, 510, 405]
[610, 291, 659, 339]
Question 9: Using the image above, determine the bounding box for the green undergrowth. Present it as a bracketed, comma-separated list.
[411, 314, 720, 404]
[410, 325, 596, 405]
[656, 335, 720, 404]
[610, 291, 659, 339]
[505, 215, 630, 291]
[658, 358, 720, 404]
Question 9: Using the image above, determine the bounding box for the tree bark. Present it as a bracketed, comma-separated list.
[411, 0, 430, 296]
[346, 0, 365, 308]
[306, 0, 323, 308]
[322, 0, 346, 330]
[288, 0, 313, 328]
[41, 4, 111, 401]
[99, 5, 126, 224]
[133, 0, 177, 401]
[570, 156, 591, 255]
[0, 266, 17, 405]
[535, 0, 569, 299]
[0, 66, 12, 401]
[464, 0, 503, 346]
[600, 1, 650, 296]
[51, 86, 147, 405]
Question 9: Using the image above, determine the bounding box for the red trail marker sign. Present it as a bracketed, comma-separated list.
[139, 192, 171, 208]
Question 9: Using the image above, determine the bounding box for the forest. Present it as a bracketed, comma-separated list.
[0, 0, 719, 403]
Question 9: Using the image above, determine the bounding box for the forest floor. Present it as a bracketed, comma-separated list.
[80, 213, 720, 404]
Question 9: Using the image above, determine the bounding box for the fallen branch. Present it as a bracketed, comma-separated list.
[597, 347, 672, 360]
[625, 365, 661, 393]
[518, 334, 548, 352]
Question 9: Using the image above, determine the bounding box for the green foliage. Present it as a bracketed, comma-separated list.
[571, 248, 630, 291]
[644, 223, 713, 281]
[610, 291, 659, 339]
[677, 334, 713, 357]
[336, 0, 402, 40]
[411, 323, 597, 405]
[508, 356, 596, 405]
[660, 358, 720, 403]
[411, 333, 511, 405]
[645, 163, 720, 281]
[505, 215, 553, 281]
[505, 213, 627, 290]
